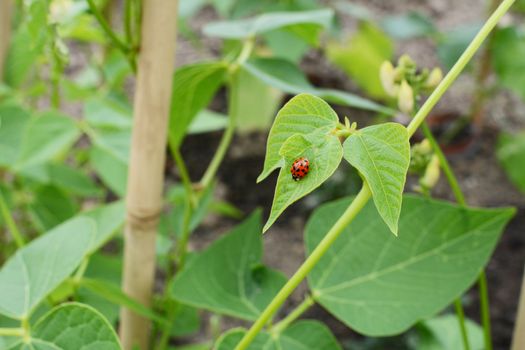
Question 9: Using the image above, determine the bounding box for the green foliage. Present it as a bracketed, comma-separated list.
[8, 303, 121, 350]
[380, 12, 437, 40]
[497, 131, 525, 193]
[168, 61, 228, 149]
[203, 9, 333, 40]
[327, 22, 393, 99]
[437, 23, 481, 69]
[343, 123, 410, 235]
[492, 27, 525, 98]
[417, 315, 483, 350]
[215, 321, 341, 350]
[306, 196, 514, 336]
[0, 218, 95, 319]
[171, 212, 287, 320]
[243, 58, 391, 113]
[0, 104, 31, 167]
[28, 185, 78, 230]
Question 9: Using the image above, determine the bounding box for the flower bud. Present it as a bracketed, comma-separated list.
[420, 155, 440, 190]
[380, 61, 397, 97]
[398, 80, 414, 115]
[398, 54, 415, 69]
[425, 68, 443, 89]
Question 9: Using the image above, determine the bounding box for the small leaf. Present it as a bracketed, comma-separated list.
[215, 320, 341, 350]
[0, 104, 31, 167]
[417, 314, 484, 350]
[169, 61, 227, 149]
[343, 123, 410, 235]
[0, 218, 95, 319]
[84, 96, 132, 129]
[258, 93, 339, 183]
[28, 303, 121, 349]
[264, 133, 342, 232]
[203, 9, 333, 39]
[243, 58, 391, 113]
[306, 195, 515, 336]
[170, 211, 287, 320]
[47, 164, 103, 197]
[188, 110, 228, 134]
[15, 112, 81, 170]
[81, 201, 125, 253]
[28, 185, 79, 230]
[90, 145, 128, 196]
[497, 131, 525, 193]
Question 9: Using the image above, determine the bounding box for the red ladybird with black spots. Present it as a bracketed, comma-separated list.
[290, 157, 310, 181]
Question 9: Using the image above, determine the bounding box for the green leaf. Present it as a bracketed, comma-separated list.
[343, 123, 410, 235]
[203, 9, 333, 39]
[81, 201, 125, 253]
[169, 61, 227, 148]
[306, 195, 515, 336]
[89, 144, 128, 196]
[28, 185, 79, 231]
[258, 93, 339, 183]
[380, 12, 437, 40]
[169, 302, 201, 337]
[492, 27, 525, 98]
[16, 112, 81, 170]
[215, 320, 341, 350]
[170, 211, 287, 320]
[326, 22, 393, 99]
[0, 218, 95, 319]
[417, 315, 483, 350]
[264, 133, 342, 232]
[0, 104, 31, 167]
[188, 110, 228, 134]
[243, 57, 391, 113]
[84, 96, 132, 129]
[79, 278, 165, 325]
[47, 164, 103, 197]
[24, 303, 121, 350]
[497, 131, 525, 193]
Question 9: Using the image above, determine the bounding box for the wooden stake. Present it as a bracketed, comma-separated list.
[119, 1, 178, 349]
[0, 0, 13, 82]
[512, 268, 525, 350]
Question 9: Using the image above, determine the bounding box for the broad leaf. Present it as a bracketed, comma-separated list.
[169, 61, 227, 148]
[0, 218, 95, 319]
[306, 195, 515, 336]
[215, 320, 341, 350]
[258, 93, 339, 182]
[497, 132, 525, 193]
[15, 112, 81, 170]
[326, 22, 393, 99]
[81, 201, 125, 253]
[28, 185, 79, 230]
[203, 9, 333, 39]
[46, 164, 103, 197]
[84, 96, 132, 129]
[343, 123, 410, 235]
[492, 27, 525, 98]
[9, 303, 121, 349]
[243, 58, 391, 113]
[0, 104, 31, 167]
[188, 110, 228, 134]
[264, 133, 342, 232]
[170, 212, 286, 320]
[417, 315, 483, 350]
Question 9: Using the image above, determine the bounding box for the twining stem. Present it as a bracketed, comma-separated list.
[479, 272, 493, 350]
[0, 190, 25, 248]
[235, 1, 515, 348]
[271, 295, 315, 334]
[199, 70, 241, 190]
[453, 296, 471, 350]
[0, 328, 24, 337]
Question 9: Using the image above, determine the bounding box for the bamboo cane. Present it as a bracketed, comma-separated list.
[119, 1, 178, 349]
[0, 0, 13, 82]
[512, 268, 525, 350]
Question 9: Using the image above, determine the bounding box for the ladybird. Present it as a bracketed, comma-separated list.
[290, 157, 310, 181]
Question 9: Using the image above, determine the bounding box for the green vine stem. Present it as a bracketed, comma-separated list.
[271, 295, 315, 334]
[453, 298, 471, 350]
[235, 1, 515, 348]
[0, 189, 25, 248]
[0, 328, 24, 337]
[479, 270, 493, 350]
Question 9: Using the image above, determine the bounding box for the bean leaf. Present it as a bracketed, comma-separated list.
[306, 195, 515, 336]
[343, 123, 410, 235]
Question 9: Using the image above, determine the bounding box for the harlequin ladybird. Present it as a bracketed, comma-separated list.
[290, 157, 309, 181]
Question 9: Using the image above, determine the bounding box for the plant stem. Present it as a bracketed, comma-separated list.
[511, 270, 525, 350]
[406, 0, 515, 138]
[0, 190, 24, 248]
[0, 328, 24, 337]
[171, 146, 196, 208]
[0, 0, 13, 83]
[124, 0, 133, 47]
[479, 272, 493, 350]
[271, 295, 315, 334]
[199, 70, 240, 190]
[420, 122, 466, 205]
[235, 1, 515, 348]
[235, 184, 372, 350]
[453, 299, 471, 350]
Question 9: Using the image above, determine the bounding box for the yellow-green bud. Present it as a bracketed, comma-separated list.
[420, 154, 440, 190]
[380, 61, 398, 97]
[425, 68, 443, 89]
[398, 54, 415, 69]
[398, 80, 414, 115]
